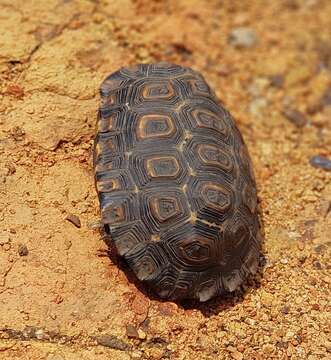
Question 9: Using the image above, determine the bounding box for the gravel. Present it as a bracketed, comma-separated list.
[309, 155, 331, 170]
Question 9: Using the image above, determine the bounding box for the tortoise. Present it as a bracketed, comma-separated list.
[93, 63, 261, 302]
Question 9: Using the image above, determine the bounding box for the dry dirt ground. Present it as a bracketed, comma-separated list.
[0, 0, 330, 359]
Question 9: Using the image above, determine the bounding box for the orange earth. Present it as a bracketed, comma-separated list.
[0, 1, 330, 359]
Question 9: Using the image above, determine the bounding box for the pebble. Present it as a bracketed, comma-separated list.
[126, 324, 139, 339]
[313, 261, 322, 270]
[22, 326, 38, 339]
[94, 335, 130, 350]
[35, 328, 44, 340]
[228, 27, 257, 48]
[138, 329, 147, 340]
[282, 108, 308, 128]
[245, 318, 256, 326]
[65, 214, 81, 228]
[18, 244, 29, 256]
[309, 155, 331, 171]
[285, 330, 295, 340]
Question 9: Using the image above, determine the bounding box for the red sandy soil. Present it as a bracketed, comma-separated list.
[0, 1, 330, 359]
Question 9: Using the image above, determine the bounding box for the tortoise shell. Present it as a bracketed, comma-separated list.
[93, 63, 261, 302]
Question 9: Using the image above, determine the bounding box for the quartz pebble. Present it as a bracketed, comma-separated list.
[228, 27, 257, 48]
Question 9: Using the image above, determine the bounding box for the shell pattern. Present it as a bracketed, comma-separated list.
[93, 63, 261, 301]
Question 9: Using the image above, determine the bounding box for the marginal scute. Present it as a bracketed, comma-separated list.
[98, 106, 127, 133]
[96, 170, 134, 193]
[124, 243, 166, 282]
[223, 269, 243, 293]
[100, 192, 138, 227]
[101, 202, 125, 225]
[96, 177, 120, 193]
[111, 221, 150, 256]
[197, 279, 218, 302]
[243, 246, 260, 275]
[94, 63, 261, 301]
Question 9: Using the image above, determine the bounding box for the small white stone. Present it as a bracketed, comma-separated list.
[137, 329, 146, 340]
[35, 329, 44, 340]
[228, 27, 258, 48]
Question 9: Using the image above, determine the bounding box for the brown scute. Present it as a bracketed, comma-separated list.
[93, 63, 261, 301]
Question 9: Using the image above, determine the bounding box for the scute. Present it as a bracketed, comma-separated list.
[93, 63, 261, 301]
